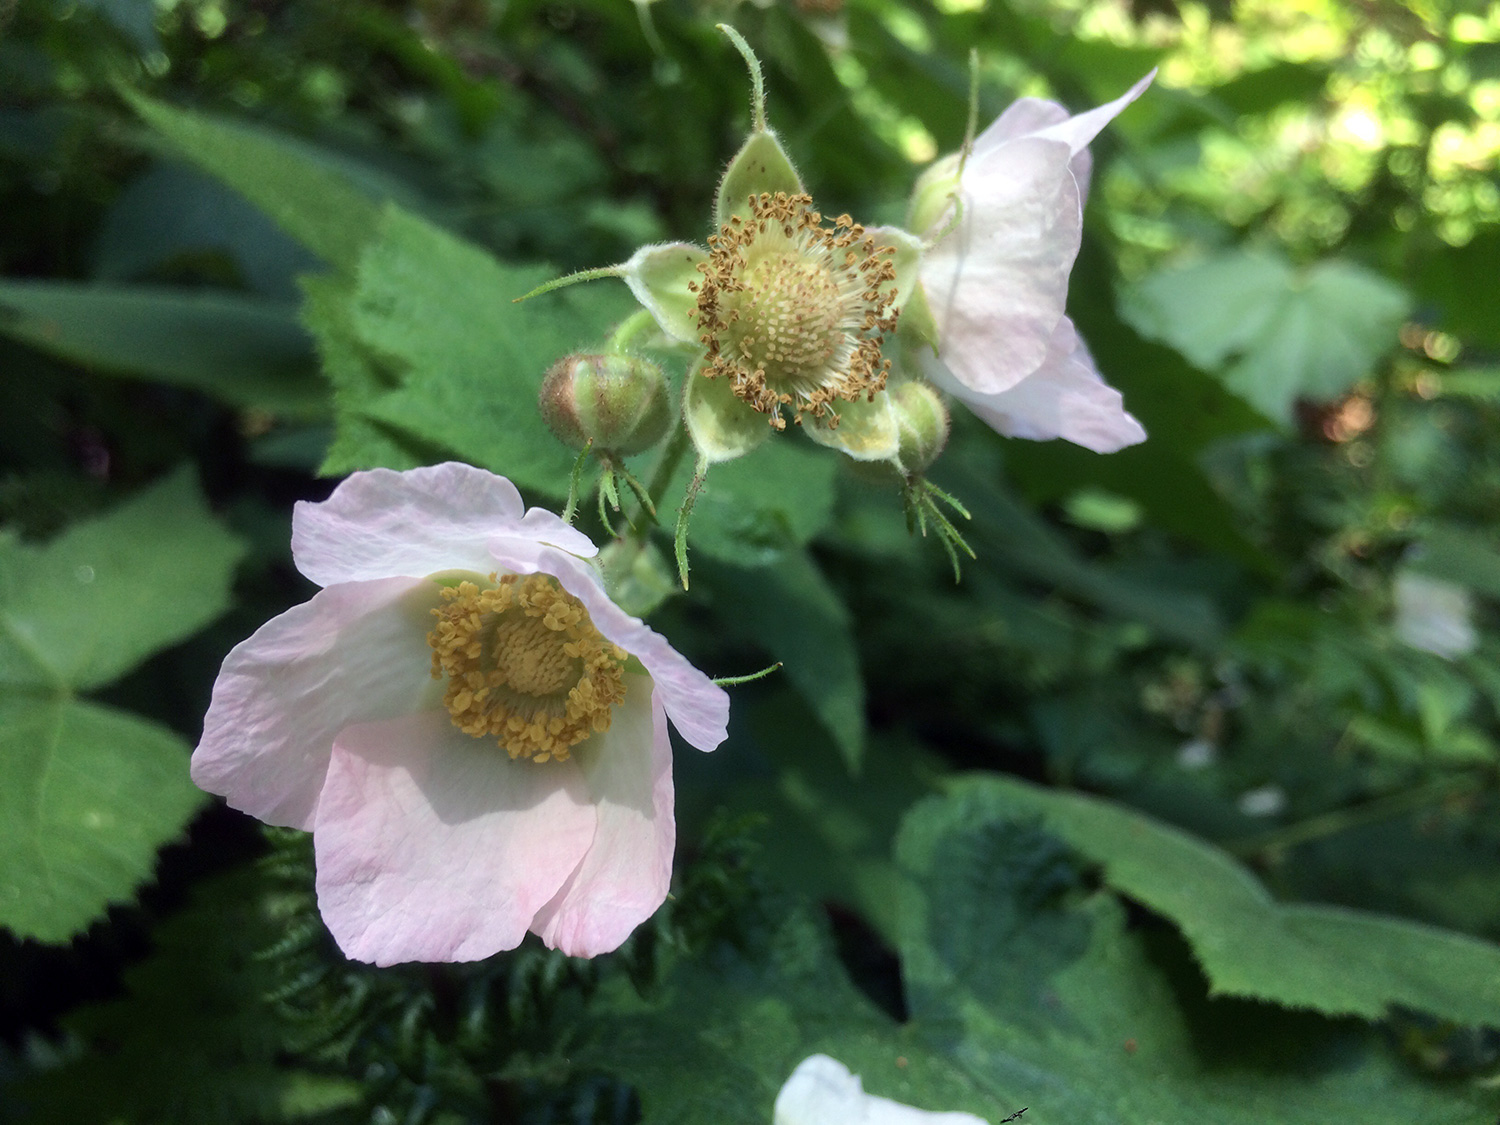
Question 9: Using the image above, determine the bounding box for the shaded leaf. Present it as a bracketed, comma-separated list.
[0, 695, 206, 943]
[1122, 250, 1409, 423]
[0, 281, 323, 415]
[963, 774, 1500, 1025]
[0, 469, 246, 692]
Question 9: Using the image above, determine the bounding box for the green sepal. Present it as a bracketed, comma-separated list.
[714, 131, 804, 231]
[804, 392, 900, 462]
[620, 242, 709, 344]
[897, 283, 941, 354]
[683, 361, 772, 464]
[867, 225, 925, 314]
[907, 151, 961, 237]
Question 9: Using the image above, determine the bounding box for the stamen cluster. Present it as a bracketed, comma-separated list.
[428, 573, 627, 763]
[692, 192, 899, 430]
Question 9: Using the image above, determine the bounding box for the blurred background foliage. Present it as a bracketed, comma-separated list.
[3, 0, 1500, 1120]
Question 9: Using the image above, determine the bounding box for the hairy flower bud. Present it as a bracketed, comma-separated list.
[540, 354, 672, 456]
[890, 381, 950, 477]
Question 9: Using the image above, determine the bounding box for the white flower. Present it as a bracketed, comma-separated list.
[1393, 569, 1478, 659]
[914, 74, 1154, 453]
[774, 1055, 990, 1125]
[192, 463, 728, 965]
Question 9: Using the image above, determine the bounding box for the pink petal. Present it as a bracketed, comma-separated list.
[488, 545, 730, 754]
[314, 711, 597, 965]
[1028, 70, 1156, 156]
[192, 576, 440, 830]
[926, 317, 1146, 453]
[530, 674, 674, 956]
[293, 462, 596, 587]
[920, 137, 1082, 395]
[972, 97, 1070, 154]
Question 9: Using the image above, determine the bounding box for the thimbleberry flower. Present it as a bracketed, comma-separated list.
[775, 1055, 990, 1125]
[911, 73, 1155, 453]
[192, 463, 728, 964]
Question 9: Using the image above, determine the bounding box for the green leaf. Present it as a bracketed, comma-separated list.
[1122, 250, 1410, 423]
[704, 551, 865, 770]
[715, 131, 804, 230]
[314, 204, 636, 493]
[0, 695, 207, 942]
[584, 791, 1497, 1124]
[895, 784, 1500, 1123]
[963, 774, 1500, 1025]
[0, 469, 246, 692]
[0, 282, 324, 415]
[126, 91, 393, 273]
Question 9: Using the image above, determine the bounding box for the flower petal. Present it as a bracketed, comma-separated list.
[920, 137, 1082, 395]
[192, 576, 440, 830]
[488, 545, 730, 753]
[1028, 70, 1156, 157]
[774, 1055, 990, 1125]
[804, 392, 901, 462]
[529, 674, 672, 956]
[926, 317, 1145, 453]
[314, 711, 597, 965]
[972, 96, 1070, 154]
[293, 462, 596, 587]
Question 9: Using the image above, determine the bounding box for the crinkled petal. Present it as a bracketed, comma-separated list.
[192, 576, 440, 830]
[774, 1056, 990, 1125]
[489, 544, 730, 753]
[293, 462, 596, 587]
[529, 674, 672, 956]
[919, 137, 1081, 395]
[1028, 70, 1156, 156]
[314, 711, 597, 965]
[926, 317, 1145, 453]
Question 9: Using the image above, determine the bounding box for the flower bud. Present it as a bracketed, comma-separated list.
[906, 152, 961, 238]
[891, 381, 950, 477]
[540, 354, 672, 456]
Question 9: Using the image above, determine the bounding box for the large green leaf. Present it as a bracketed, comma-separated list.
[1121, 250, 1410, 424]
[961, 775, 1500, 1025]
[0, 695, 207, 942]
[0, 282, 323, 415]
[315, 204, 635, 494]
[703, 551, 865, 770]
[0, 469, 246, 692]
[894, 786, 1498, 1124]
[583, 790, 1496, 1124]
[127, 92, 394, 273]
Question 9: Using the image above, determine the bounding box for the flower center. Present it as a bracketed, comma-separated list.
[693, 192, 898, 431]
[427, 573, 627, 763]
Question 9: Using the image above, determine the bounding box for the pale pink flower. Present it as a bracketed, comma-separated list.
[774, 1055, 990, 1125]
[193, 463, 728, 965]
[916, 73, 1154, 453]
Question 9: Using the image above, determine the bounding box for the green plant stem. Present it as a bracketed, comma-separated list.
[1227, 774, 1484, 858]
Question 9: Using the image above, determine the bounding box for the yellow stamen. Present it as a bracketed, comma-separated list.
[427, 573, 627, 763]
[692, 191, 898, 430]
